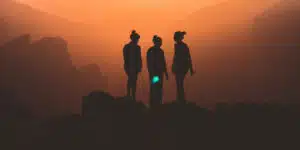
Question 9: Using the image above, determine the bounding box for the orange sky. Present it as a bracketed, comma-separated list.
[16, 0, 225, 22]
[14, 0, 228, 44]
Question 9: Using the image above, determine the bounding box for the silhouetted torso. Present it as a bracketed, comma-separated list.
[147, 46, 167, 76]
[123, 42, 142, 74]
[173, 42, 192, 75]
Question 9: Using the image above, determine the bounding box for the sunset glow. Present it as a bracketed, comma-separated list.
[15, 0, 227, 22]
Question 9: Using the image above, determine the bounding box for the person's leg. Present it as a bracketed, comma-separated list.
[158, 74, 164, 105]
[131, 73, 138, 101]
[149, 74, 154, 107]
[176, 73, 186, 104]
[175, 74, 181, 102]
[150, 74, 162, 108]
[126, 71, 131, 97]
[180, 74, 186, 104]
[153, 84, 160, 107]
[127, 76, 131, 97]
[150, 85, 154, 107]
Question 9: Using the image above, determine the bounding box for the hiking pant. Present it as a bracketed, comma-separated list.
[175, 73, 187, 104]
[126, 72, 138, 101]
[149, 74, 164, 107]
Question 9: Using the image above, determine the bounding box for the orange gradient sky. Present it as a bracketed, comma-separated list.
[16, 0, 225, 22]
[14, 0, 229, 47]
[14, 0, 280, 37]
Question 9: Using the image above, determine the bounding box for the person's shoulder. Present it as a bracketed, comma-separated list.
[179, 42, 187, 47]
[182, 42, 189, 48]
[147, 47, 154, 53]
[159, 49, 165, 54]
[124, 43, 130, 49]
[175, 43, 183, 48]
[150, 46, 156, 50]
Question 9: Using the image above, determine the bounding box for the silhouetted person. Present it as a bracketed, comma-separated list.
[172, 31, 194, 104]
[147, 35, 169, 107]
[123, 30, 142, 101]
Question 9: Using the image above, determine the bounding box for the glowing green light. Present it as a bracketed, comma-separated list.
[152, 76, 160, 84]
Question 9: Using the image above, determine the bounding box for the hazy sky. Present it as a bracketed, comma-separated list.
[16, 0, 222, 10]
[16, 0, 225, 21]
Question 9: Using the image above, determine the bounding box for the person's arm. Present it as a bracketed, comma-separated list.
[137, 46, 142, 72]
[123, 45, 128, 70]
[162, 51, 169, 80]
[146, 50, 151, 74]
[172, 45, 177, 73]
[172, 45, 177, 66]
[186, 45, 194, 74]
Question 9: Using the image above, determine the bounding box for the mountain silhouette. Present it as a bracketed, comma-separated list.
[0, 0, 83, 38]
[249, 0, 300, 102]
[252, 0, 300, 46]
[0, 17, 11, 45]
[78, 64, 108, 95]
[180, 0, 278, 44]
[0, 0, 111, 66]
[0, 34, 107, 117]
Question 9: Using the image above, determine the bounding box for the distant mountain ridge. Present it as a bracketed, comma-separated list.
[180, 0, 279, 44]
[0, 0, 112, 67]
[0, 34, 107, 116]
[0, 0, 88, 38]
[252, 0, 300, 45]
